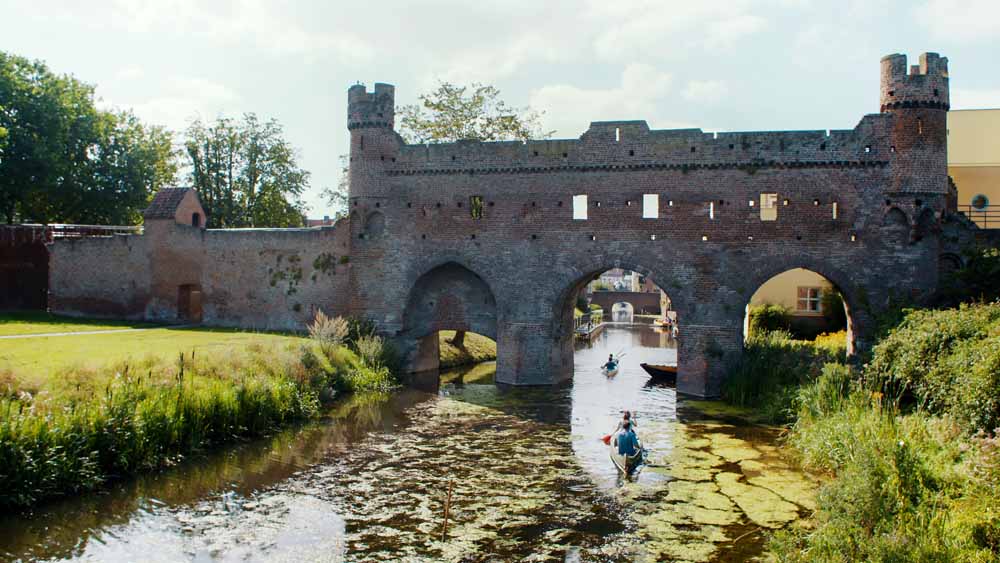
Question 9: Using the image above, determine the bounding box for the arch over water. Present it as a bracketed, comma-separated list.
[399, 261, 498, 373]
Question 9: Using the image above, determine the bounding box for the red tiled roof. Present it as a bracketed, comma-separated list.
[144, 188, 192, 219]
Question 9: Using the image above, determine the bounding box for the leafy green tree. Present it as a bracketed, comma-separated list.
[398, 81, 553, 144]
[184, 114, 308, 228]
[324, 81, 552, 211]
[0, 52, 176, 224]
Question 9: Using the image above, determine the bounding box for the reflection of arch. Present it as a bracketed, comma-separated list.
[742, 260, 859, 355]
[363, 211, 385, 238]
[611, 302, 634, 323]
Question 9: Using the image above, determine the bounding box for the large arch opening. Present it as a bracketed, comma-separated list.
[555, 266, 680, 384]
[400, 262, 498, 375]
[744, 267, 854, 354]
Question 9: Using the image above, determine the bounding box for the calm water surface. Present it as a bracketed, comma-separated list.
[0, 327, 818, 562]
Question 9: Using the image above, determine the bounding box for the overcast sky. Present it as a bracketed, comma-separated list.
[2, 0, 999, 216]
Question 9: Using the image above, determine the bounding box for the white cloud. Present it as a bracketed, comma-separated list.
[530, 63, 688, 136]
[98, 76, 241, 132]
[682, 80, 729, 103]
[951, 88, 1000, 109]
[584, 0, 769, 61]
[915, 0, 1000, 42]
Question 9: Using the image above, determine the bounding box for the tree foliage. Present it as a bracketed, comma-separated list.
[184, 114, 308, 228]
[397, 81, 553, 144]
[0, 52, 177, 224]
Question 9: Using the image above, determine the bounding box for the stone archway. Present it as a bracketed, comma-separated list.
[398, 261, 498, 373]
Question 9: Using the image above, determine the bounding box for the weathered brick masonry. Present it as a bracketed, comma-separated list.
[47, 52, 980, 396]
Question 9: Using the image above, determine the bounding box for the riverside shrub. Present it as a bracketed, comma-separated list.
[865, 302, 1000, 433]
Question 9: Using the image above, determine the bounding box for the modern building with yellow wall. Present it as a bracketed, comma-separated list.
[948, 108, 1000, 228]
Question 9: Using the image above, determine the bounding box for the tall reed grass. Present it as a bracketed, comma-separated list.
[0, 316, 399, 509]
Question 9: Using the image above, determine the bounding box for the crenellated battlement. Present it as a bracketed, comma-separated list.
[880, 52, 949, 112]
[348, 83, 395, 130]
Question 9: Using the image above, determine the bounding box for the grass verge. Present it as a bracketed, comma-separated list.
[438, 330, 497, 369]
[0, 311, 159, 336]
[0, 316, 397, 510]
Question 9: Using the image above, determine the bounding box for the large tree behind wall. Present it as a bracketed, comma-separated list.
[0, 52, 176, 224]
[184, 114, 308, 228]
[322, 81, 552, 217]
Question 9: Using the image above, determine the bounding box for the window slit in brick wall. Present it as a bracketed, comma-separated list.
[918, 119, 923, 135]
[864, 145, 871, 153]
[488, 201, 494, 207]
[629, 150, 634, 156]
[760, 193, 778, 221]
[457, 201, 462, 208]
[407, 202, 412, 208]
[615, 127, 621, 142]
[595, 201, 601, 208]
[643, 194, 659, 218]
[375, 202, 380, 208]
[820, 143, 826, 151]
[531, 234, 537, 240]
[709, 201, 715, 220]
[421, 234, 426, 239]
[573, 195, 588, 220]
[813, 199, 820, 206]
[690, 146, 696, 152]
[832, 202, 839, 219]
[650, 234, 657, 241]
[470, 196, 484, 219]
[360, 136, 364, 149]
[589, 234, 597, 241]
[891, 146, 896, 153]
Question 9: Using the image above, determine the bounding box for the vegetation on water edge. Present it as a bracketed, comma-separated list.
[736, 302, 1000, 562]
[721, 330, 847, 424]
[0, 312, 397, 509]
[438, 330, 497, 369]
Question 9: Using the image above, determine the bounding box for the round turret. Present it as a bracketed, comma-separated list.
[880, 53, 949, 113]
[348, 83, 395, 130]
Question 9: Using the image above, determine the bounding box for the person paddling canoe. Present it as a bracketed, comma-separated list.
[603, 354, 617, 371]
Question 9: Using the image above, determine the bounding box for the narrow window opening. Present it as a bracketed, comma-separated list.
[890, 146, 896, 153]
[643, 194, 659, 219]
[533, 151, 539, 156]
[407, 202, 412, 208]
[864, 145, 871, 153]
[360, 135, 364, 150]
[589, 234, 597, 241]
[192, 213, 201, 227]
[470, 196, 483, 219]
[470, 234, 476, 240]
[421, 234, 426, 239]
[933, 89, 939, 97]
[851, 234, 857, 242]
[562, 153, 568, 158]
[760, 193, 778, 221]
[832, 202, 839, 219]
[668, 200, 674, 207]
[783, 199, 790, 206]
[531, 234, 537, 240]
[451, 155, 456, 161]
[729, 144, 735, 149]
[690, 146, 696, 153]
[915, 199, 923, 207]
[918, 119, 923, 136]
[615, 127, 621, 142]
[820, 143, 826, 151]
[531, 201, 536, 207]
[796, 235, 802, 241]
[573, 195, 588, 220]
[488, 202, 494, 207]
[595, 201, 601, 208]
[650, 234, 657, 241]
[380, 156, 384, 161]
[626, 200, 632, 207]
[813, 199, 820, 206]
[629, 150, 634, 156]
[749, 200, 755, 207]
[709, 201, 715, 220]
[436, 202, 441, 208]
[375, 202, 381, 208]
[557, 201, 563, 207]
[701, 235, 708, 241]
[747, 235, 754, 241]
[457, 201, 462, 208]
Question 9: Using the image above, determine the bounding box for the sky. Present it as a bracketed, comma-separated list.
[2, 0, 999, 217]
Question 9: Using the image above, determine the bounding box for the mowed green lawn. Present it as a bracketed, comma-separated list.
[0, 321, 309, 386]
[0, 311, 158, 336]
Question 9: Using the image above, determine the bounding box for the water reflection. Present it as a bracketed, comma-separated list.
[0, 326, 816, 563]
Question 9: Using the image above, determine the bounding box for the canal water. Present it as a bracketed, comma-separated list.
[0, 327, 818, 563]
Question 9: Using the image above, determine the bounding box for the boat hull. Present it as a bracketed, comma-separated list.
[610, 435, 645, 476]
[640, 363, 677, 385]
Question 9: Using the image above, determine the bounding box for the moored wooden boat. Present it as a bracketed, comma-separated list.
[640, 363, 677, 384]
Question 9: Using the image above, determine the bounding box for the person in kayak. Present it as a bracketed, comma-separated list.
[617, 420, 640, 457]
[603, 354, 617, 370]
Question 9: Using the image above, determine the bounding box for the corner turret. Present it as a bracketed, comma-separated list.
[348, 83, 395, 130]
[880, 52, 949, 112]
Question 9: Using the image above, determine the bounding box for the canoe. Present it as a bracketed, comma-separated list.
[610, 434, 645, 476]
[602, 363, 619, 377]
[640, 363, 677, 384]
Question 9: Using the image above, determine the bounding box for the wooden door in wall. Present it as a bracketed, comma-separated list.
[178, 284, 203, 323]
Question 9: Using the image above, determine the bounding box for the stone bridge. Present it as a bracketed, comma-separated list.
[42, 52, 988, 397]
[588, 291, 663, 317]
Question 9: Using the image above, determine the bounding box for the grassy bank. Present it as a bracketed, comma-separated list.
[0, 313, 397, 510]
[0, 311, 158, 336]
[438, 330, 497, 369]
[725, 303, 1000, 561]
